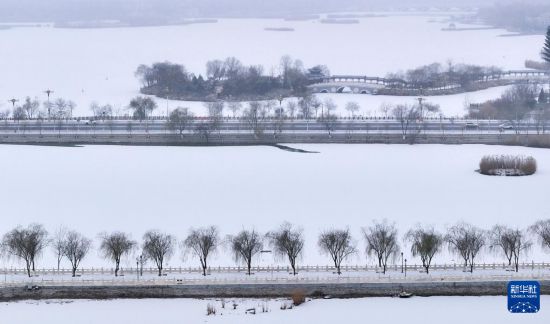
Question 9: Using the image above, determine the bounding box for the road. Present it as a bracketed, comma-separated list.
[0, 119, 545, 135]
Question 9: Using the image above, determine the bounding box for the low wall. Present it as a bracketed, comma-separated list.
[0, 133, 550, 148]
[2, 280, 549, 301]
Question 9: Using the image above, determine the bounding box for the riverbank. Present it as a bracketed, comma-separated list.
[1, 133, 550, 148]
[1, 279, 548, 302]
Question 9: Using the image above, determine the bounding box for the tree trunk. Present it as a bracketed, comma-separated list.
[115, 261, 120, 277]
[72, 267, 76, 277]
[158, 266, 162, 277]
[26, 260, 31, 278]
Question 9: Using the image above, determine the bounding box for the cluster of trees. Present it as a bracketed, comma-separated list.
[381, 101, 441, 140]
[386, 62, 502, 90]
[2, 97, 77, 121]
[163, 96, 343, 139]
[135, 56, 329, 101]
[468, 84, 550, 130]
[469, 32, 550, 125]
[3, 220, 550, 278]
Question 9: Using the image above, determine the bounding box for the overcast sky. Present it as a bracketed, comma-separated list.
[0, 0, 544, 23]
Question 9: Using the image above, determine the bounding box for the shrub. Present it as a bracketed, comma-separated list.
[291, 289, 306, 306]
[206, 303, 216, 316]
[479, 155, 537, 176]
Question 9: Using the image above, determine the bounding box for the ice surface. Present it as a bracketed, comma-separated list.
[0, 144, 549, 268]
[0, 15, 543, 117]
[1, 296, 548, 323]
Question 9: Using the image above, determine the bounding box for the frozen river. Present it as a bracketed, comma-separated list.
[1, 296, 548, 323]
[0, 144, 549, 268]
[0, 14, 544, 117]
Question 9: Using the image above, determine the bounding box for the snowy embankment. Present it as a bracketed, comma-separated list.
[1, 144, 549, 269]
[1, 297, 548, 323]
[0, 15, 544, 117]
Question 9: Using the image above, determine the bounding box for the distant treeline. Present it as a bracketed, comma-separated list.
[477, 3, 550, 33]
[136, 56, 330, 101]
[385, 62, 503, 90]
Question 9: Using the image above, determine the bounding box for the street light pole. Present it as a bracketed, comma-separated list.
[401, 252, 404, 273]
[404, 259, 407, 278]
[44, 89, 54, 120]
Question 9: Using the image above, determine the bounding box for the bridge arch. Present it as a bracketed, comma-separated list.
[336, 86, 352, 93]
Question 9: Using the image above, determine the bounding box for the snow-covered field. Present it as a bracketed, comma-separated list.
[2, 297, 548, 323]
[1, 144, 549, 269]
[0, 15, 544, 117]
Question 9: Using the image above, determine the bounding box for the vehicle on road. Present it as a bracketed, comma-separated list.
[464, 122, 479, 129]
[499, 122, 514, 131]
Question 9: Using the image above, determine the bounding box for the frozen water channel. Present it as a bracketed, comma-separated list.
[1, 296, 548, 323]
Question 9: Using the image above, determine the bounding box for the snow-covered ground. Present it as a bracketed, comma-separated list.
[0, 15, 544, 117]
[1, 297, 548, 323]
[0, 144, 549, 269]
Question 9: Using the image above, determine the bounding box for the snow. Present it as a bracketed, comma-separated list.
[1, 144, 549, 269]
[0, 15, 543, 117]
[1, 296, 548, 323]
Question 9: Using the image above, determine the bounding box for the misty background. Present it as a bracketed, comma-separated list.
[0, 0, 547, 24]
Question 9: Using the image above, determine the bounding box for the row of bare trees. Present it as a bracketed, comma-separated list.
[2, 220, 550, 278]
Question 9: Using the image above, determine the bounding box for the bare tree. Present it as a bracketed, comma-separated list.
[204, 101, 225, 117]
[167, 107, 194, 135]
[286, 101, 297, 119]
[228, 102, 242, 118]
[489, 225, 515, 267]
[62, 230, 92, 277]
[530, 219, 550, 251]
[445, 223, 486, 273]
[206, 59, 226, 81]
[392, 104, 420, 140]
[1, 224, 48, 277]
[379, 102, 392, 118]
[90, 102, 113, 120]
[228, 229, 263, 275]
[129, 96, 157, 122]
[99, 232, 136, 277]
[405, 226, 443, 274]
[490, 225, 532, 272]
[183, 226, 219, 276]
[52, 226, 67, 270]
[362, 220, 399, 274]
[267, 223, 304, 276]
[22, 97, 40, 119]
[318, 228, 356, 275]
[142, 230, 175, 276]
[345, 101, 360, 117]
[51, 98, 75, 119]
[510, 229, 532, 272]
[243, 102, 266, 137]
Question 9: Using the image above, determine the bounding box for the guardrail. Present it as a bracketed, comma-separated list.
[3, 272, 549, 288]
[2, 262, 549, 277]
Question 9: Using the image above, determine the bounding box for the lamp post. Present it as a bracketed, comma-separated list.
[136, 255, 143, 278]
[8, 98, 18, 108]
[401, 252, 404, 273]
[404, 259, 407, 278]
[44, 89, 54, 120]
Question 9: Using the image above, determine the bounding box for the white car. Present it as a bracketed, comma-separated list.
[499, 123, 514, 130]
[464, 122, 479, 129]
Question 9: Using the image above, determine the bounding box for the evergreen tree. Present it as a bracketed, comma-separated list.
[543, 26, 550, 64]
